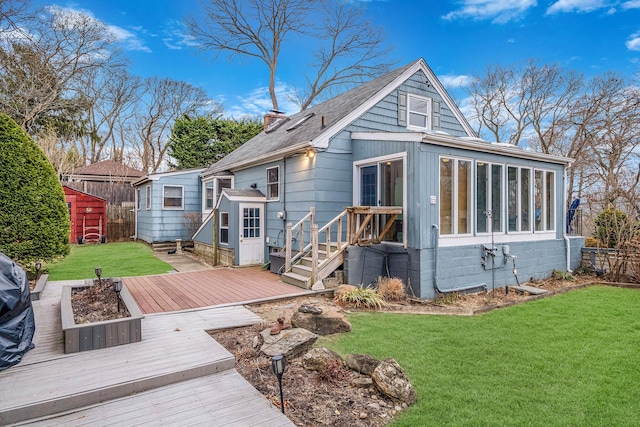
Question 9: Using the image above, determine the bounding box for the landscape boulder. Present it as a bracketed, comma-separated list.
[291, 304, 351, 335]
[371, 358, 416, 405]
[345, 353, 380, 376]
[259, 327, 317, 358]
[302, 347, 343, 371]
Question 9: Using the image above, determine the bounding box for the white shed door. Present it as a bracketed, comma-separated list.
[238, 203, 264, 265]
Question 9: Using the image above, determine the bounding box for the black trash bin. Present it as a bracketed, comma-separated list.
[0, 253, 36, 371]
[269, 251, 286, 274]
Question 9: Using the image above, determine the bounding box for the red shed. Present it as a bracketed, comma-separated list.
[63, 185, 107, 244]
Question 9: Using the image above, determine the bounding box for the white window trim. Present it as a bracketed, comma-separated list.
[162, 184, 184, 210]
[506, 165, 534, 234]
[439, 155, 474, 237]
[136, 188, 141, 210]
[353, 152, 407, 247]
[406, 93, 432, 131]
[266, 166, 280, 201]
[202, 179, 214, 213]
[145, 184, 151, 210]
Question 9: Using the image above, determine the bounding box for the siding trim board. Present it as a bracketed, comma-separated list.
[352, 132, 572, 165]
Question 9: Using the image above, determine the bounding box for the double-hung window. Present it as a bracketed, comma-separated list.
[267, 166, 279, 200]
[440, 157, 472, 235]
[219, 212, 229, 244]
[163, 185, 183, 209]
[145, 185, 151, 210]
[407, 94, 432, 131]
[204, 181, 214, 210]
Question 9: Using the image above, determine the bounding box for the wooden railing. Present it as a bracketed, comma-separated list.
[284, 206, 404, 284]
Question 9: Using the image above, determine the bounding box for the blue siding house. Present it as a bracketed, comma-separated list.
[133, 168, 205, 244]
[191, 58, 583, 299]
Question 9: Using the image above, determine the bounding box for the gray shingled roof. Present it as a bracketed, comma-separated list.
[222, 188, 265, 199]
[204, 60, 419, 176]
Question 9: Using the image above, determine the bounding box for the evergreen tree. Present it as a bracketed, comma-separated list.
[167, 115, 262, 169]
[0, 114, 70, 264]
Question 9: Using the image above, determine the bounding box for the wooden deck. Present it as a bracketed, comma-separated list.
[0, 278, 297, 426]
[124, 267, 309, 314]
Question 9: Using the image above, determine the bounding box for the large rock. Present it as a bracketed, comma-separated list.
[302, 347, 343, 371]
[345, 353, 380, 376]
[371, 359, 416, 405]
[291, 305, 351, 335]
[259, 327, 317, 358]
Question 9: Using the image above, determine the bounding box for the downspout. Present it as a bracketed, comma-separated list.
[432, 224, 442, 293]
[563, 165, 572, 273]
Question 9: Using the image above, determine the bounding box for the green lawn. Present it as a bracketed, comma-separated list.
[46, 242, 173, 281]
[319, 286, 640, 426]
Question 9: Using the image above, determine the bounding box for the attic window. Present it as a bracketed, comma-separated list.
[286, 113, 314, 131]
[407, 94, 432, 130]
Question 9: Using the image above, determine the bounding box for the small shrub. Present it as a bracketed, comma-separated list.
[584, 237, 600, 247]
[594, 208, 636, 249]
[334, 286, 386, 309]
[433, 292, 459, 305]
[315, 359, 349, 384]
[552, 270, 575, 282]
[377, 276, 405, 301]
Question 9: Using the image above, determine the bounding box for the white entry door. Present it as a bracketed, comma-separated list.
[238, 203, 264, 265]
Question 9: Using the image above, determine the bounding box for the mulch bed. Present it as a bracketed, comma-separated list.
[71, 279, 131, 324]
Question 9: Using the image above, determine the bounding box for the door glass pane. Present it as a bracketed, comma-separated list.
[243, 207, 260, 239]
[360, 165, 377, 206]
[380, 160, 403, 242]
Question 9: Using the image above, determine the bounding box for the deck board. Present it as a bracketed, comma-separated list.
[20, 371, 294, 427]
[123, 267, 310, 314]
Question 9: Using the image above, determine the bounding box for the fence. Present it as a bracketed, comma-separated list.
[107, 202, 135, 242]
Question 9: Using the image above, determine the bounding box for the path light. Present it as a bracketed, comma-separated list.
[35, 261, 42, 281]
[94, 267, 102, 284]
[112, 279, 123, 312]
[271, 354, 286, 414]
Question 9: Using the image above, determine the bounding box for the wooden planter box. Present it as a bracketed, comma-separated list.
[30, 273, 48, 301]
[61, 279, 144, 353]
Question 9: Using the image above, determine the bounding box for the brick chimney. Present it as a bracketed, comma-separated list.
[264, 110, 287, 131]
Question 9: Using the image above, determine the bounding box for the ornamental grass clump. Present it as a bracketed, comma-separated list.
[335, 286, 386, 309]
[377, 276, 405, 301]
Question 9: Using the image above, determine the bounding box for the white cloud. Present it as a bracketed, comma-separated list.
[442, 0, 537, 24]
[225, 82, 301, 119]
[107, 25, 151, 53]
[626, 32, 640, 51]
[546, 0, 610, 14]
[439, 74, 474, 88]
[162, 20, 200, 50]
[622, 0, 640, 9]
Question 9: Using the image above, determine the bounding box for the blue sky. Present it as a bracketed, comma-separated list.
[31, 0, 640, 118]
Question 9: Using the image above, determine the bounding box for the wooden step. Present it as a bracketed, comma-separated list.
[509, 285, 548, 295]
[281, 271, 312, 289]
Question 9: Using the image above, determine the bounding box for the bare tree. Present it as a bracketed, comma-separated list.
[0, 6, 124, 136]
[186, 0, 392, 111]
[133, 77, 219, 173]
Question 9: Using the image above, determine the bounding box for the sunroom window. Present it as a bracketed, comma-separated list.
[439, 157, 472, 235]
[476, 163, 503, 234]
[507, 166, 532, 232]
[534, 170, 555, 232]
